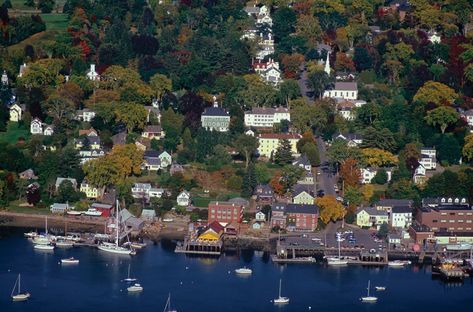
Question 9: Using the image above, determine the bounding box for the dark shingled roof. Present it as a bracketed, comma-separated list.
[202, 106, 229, 117]
[392, 206, 412, 214]
[285, 204, 319, 214]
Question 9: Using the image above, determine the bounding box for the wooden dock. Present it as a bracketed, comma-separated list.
[271, 255, 316, 264]
[174, 237, 223, 256]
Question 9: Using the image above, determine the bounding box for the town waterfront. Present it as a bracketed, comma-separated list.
[1, 229, 472, 312]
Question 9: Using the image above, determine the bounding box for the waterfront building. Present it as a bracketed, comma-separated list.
[356, 207, 389, 228]
[197, 221, 224, 242]
[141, 209, 156, 221]
[257, 133, 301, 158]
[417, 197, 472, 232]
[271, 203, 286, 229]
[391, 206, 413, 228]
[50, 203, 72, 214]
[201, 97, 230, 132]
[207, 201, 243, 225]
[285, 204, 319, 232]
[90, 203, 113, 217]
[244, 107, 290, 128]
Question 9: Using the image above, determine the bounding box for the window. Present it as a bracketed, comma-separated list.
[458, 220, 464, 223]
[432, 220, 438, 223]
[449, 212, 455, 216]
[458, 213, 464, 216]
[440, 220, 446, 223]
[441, 213, 447, 216]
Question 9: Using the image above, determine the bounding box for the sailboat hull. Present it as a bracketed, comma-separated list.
[361, 296, 378, 302]
[12, 293, 30, 301]
[98, 245, 133, 255]
[274, 297, 290, 304]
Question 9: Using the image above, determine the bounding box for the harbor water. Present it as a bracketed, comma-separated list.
[0, 228, 472, 312]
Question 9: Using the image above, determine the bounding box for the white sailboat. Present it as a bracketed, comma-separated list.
[235, 267, 252, 275]
[61, 257, 79, 264]
[98, 200, 134, 255]
[34, 244, 54, 250]
[11, 274, 30, 302]
[33, 217, 51, 245]
[123, 263, 137, 282]
[273, 279, 289, 304]
[360, 280, 377, 302]
[327, 233, 348, 265]
[163, 293, 177, 312]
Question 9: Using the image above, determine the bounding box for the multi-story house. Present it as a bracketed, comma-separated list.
[419, 147, 437, 170]
[323, 82, 358, 100]
[271, 203, 287, 229]
[30, 118, 43, 134]
[75, 108, 96, 122]
[207, 201, 243, 224]
[9, 103, 25, 122]
[244, 106, 290, 128]
[80, 181, 103, 199]
[257, 133, 301, 158]
[356, 207, 389, 229]
[360, 167, 392, 184]
[391, 206, 413, 228]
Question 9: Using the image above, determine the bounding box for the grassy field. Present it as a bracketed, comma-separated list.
[10, 0, 67, 11]
[6, 201, 50, 215]
[0, 122, 30, 144]
[7, 30, 59, 51]
[40, 13, 68, 30]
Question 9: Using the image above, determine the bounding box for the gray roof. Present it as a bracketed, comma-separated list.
[272, 203, 286, 212]
[292, 184, 314, 197]
[285, 204, 319, 214]
[359, 207, 388, 216]
[141, 209, 156, 218]
[144, 150, 160, 158]
[333, 82, 358, 91]
[144, 125, 162, 133]
[376, 199, 413, 207]
[50, 203, 69, 210]
[91, 203, 113, 210]
[293, 154, 310, 167]
[55, 177, 77, 187]
[392, 206, 412, 214]
[111, 132, 127, 145]
[145, 157, 161, 166]
[228, 197, 250, 207]
[119, 209, 134, 222]
[202, 106, 229, 117]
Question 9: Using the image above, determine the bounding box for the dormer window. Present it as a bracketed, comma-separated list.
[454, 198, 459, 203]
[448, 198, 452, 203]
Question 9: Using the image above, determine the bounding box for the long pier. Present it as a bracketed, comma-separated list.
[174, 237, 223, 256]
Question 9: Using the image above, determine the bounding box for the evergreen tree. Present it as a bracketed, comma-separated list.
[242, 163, 257, 198]
[372, 169, 388, 184]
[274, 139, 293, 165]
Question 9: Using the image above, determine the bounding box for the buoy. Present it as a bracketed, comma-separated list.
[309, 307, 312, 310]
[180, 282, 183, 285]
[186, 266, 189, 270]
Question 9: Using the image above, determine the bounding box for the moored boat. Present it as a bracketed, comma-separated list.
[388, 260, 411, 267]
[67, 211, 83, 216]
[273, 279, 289, 304]
[84, 208, 102, 217]
[163, 293, 177, 312]
[55, 240, 74, 248]
[34, 244, 54, 250]
[127, 283, 143, 292]
[24, 231, 38, 239]
[11, 274, 30, 302]
[235, 267, 252, 275]
[61, 257, 79, 264]
[375, 286, 386, 291]
[123, 263, 137, 282]
[360, 280, 377, 303]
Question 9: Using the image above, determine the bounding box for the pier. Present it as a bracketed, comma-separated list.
[174, 236, 223, 256]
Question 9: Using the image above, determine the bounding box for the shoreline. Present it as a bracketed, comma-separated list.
[0, 211, 106, 233]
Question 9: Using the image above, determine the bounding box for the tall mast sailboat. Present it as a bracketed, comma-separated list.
[98, 200, 134, 255]
[11, 274, 30, 302]
[163, 293, 177, 312]
[327, 233, 348, 265]
[273, 279, 289, 304]
[123, 263, 137, 282]
[360, 280, 378, 302]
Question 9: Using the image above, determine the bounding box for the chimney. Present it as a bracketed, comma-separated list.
[91, 64, 96, 72]
[213, 96, 218, 107]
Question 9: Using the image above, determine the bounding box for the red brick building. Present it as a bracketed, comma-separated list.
[286, 204, 319, 232]
[208, 201, 243, 224]
[417, 197, 472, 233]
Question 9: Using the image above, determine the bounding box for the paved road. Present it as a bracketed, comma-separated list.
[316, 137, 336, 196]
[297, 67, 313, 101]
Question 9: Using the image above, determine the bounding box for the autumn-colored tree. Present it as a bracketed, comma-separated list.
[43, 95, 76, 123]
[360, 184, 374, 201]
[340, 157, 361, 188]
[401, 143, 421, 174]
[335, 52, 355, 72]
[149, 73, 172, 100]
[424, 106, 459, 133]
[56, 82, 84, 107]
[316, 195, 346, 224]
[295, 14, 322, 48]
[361, 148, 398, 167]
[269, 173, 284, 195]
[413, 81, 459, 107]
[280, 53, 305, 78]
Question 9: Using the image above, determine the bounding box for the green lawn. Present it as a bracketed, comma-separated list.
[10, 0, 67, 11]
[6, 201, 50, 215]
[0, 122, 30, 144]
[40, 13, 68, 30]
[192, 196, 213, 208]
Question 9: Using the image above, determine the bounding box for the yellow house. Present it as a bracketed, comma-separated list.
[197, 221, 224, 242]
[257, 133, 301, 158]
[80, 182, 103, 199]
[292, 185, 314, 205]
[9, 103, 24, 122]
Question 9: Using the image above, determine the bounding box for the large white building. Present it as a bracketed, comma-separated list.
[201, 97, 230, 132]
[253, 59, 282, 86]
[391, 206, 413, 228]
[323, 82, 358, 100]
[244, 107, 290, 128]
[257, 133, 301, 158]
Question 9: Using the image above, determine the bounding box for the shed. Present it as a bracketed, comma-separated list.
[141, 209, 156, 221]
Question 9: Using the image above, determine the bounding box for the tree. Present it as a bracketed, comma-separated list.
[306, 70, 332, 98]
[279, 79, 301, 105]
[242, 163, 257, 197]
[273, 7, 296, 40]
[43, 96, 75, 123]
[413, 81, 459, 107]
[295, 14, 322, 48]
[353, 47, 372, 72]
[56, 180, 80, 203]
[39, 0, 55, 13]
[377, 222, 388, 238]
[361, 127, 397, 152]
[280, 165, 305, 191]
[372, 169, 388, 185]
[327, 139, 361, 165]
[114, 102, 148, 132]
[360, 184, 374, 201]
[386, 179, 419, 200]
[149, 73, 172, 101]
[462, 134, 473, 162]
[340, 158, 361, 188]
[274, 139, 293, 165]
[344, 186, 362, 206]
[26, 183, 40, 205]
[401, 143, 421, 174]
[270, 173, 284, 195]
[235, 134, 259, 169]
[361, 148, 398, 167]
[316, 195, 346, 224]
[437, 134, 461, 165]
[301, 142, 320, 166]
[424, 106, 459, 134]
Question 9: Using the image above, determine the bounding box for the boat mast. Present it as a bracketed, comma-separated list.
[45, 217, 48, 235]
[128, 264, 131, 279]
[367, 280, 370, 297]
[279, 279, 282, 298]
[18, 274, 21, 294]
[337, 233, 341, 258]
[116, 200, 119, 247]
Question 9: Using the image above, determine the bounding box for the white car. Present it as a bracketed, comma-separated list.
[336, 196, 343, 202]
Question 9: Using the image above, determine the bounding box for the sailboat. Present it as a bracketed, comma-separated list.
[273, 279, 289, 304]
[123, 263, 137, 282]
[32, 217, 51, 245]
[11, 274, 30, 302]
[163, 293, 177, 312]
[360, 280, 378, 302]
[327, 233, 348, 265]
[98, 200, 134, 255]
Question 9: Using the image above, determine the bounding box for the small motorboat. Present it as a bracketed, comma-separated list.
[235, 267, 252, 275]
[130, 242, 146, 249]
[34, 244, 54, 250]
[375, 286, 386, 291]
[84, 208, 102, 217]
[388, 260, 410, 267]
[61, 257, 79, 264]
[360, 280, 377, 303]
[24, 231, 38, 239]
[55, 240, 75, 248]
[127, 283, 143, 292]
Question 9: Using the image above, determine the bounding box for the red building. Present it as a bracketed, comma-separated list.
[208, 201, 243, 224]
[416, 197, 472, 233]
[91, 203, 114, 217]
[285, 204, 319, 232]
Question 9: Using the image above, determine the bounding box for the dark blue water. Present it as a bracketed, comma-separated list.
[0, 230, 472, 312]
